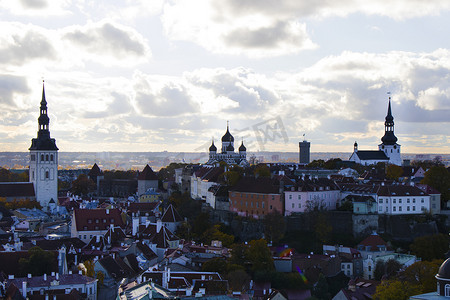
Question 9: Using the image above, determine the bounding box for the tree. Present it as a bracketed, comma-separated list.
[19, 247, 57, 276]
[71, 174, 96, 196]
[307, 160, 325, 168]
[192, 212, 211, 238]
[83, 260, 95, 277]
[386, 164, 403, 180]
[421, 166, 450, 202]
[254, 165, 270, 177]
[263, 211, 286, 244]
[324, 158, 342, 170]
[312, 273, 330, 300]
[96, 271, 105, 285]
[374, 260, 386, 281]
[410, 233, 449, 261]
[229, 243, 247, 266]
[200, 224, 235, 247]
[226, 269, 251, 292]
[246, 239, 274, 273]
[220, 170, 241, 186]
[385, 259, 402, 278]
[314, 213, 332, 244]
[401, 260, 442, 293]
[373, 280, 421, 300]
[202, 258, 228, 274]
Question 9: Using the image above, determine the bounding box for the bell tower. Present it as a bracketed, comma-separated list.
[378, 96, 401, 165]
[29, 82, 59, 211]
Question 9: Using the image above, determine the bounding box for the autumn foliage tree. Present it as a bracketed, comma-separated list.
[386, 164, 404, 180]
[410, 233, 449, 261]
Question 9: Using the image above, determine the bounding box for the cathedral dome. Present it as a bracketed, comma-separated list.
[209, 141, 217, 152]
[436, 258, 450, 281]
[381, 132, 398, 145]
[239, 142, 246, 152]
[226, 143, 234, 152]
[222, 127, 234, 142]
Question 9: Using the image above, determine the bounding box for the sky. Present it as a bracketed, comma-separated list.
[1, 0, 449, 154]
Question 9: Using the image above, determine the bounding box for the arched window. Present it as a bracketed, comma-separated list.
[50, 154, 54, 161]
[41, 154, 44, 161]
[45, 171, 49, 179]
[46, 154, 49, 161]
[445, 284, 450, 296]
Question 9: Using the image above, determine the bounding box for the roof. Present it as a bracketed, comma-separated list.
[88, 163, 103, 177]
[358, 233, 391, 252]
[73, 208, 125, 231]
[416, 184, 441, 195]
[355, 150, 389, 161]
[33, 237, 86, 251]
[161, 204, 183, 223]
[339, 278, 379, 300]
[138, 165, 158, 181]
[98, 255, 131, 279]
[194, 167, 224, 182]
[0, 182, 35, 197]
[377, 185, 429, 197]
[230, 177, 281, 194]
[6, 273, 96, 289]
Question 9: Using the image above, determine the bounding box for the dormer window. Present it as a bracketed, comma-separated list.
[110, 219, 114, 223]
[95, 219, 99, 223]
[88, 219, 92, 224]
[103, 219, 106, 223]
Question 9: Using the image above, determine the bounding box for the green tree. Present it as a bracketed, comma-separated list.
[307, 160, 325, 168]
[401, 260, 442, 293]
[254, 164, 271, 177]
[410, 233, 449, 261]
[202, 258, 228, 274]
[220, 170, 241, 186]
[201, 224, 235, 247]
[226, 269, 251, 292]
[386, 164, 404, 180]
[229, 243, 247, 266]
[246, 239, 274, 273]
[323, 158, 342, 170]
[374, 260, 386, 281]
[263, 211, 286, 244]
[373, 280, 421, 300]
[314, 213, 332, 244]
[421, 166, 450, 202]
[71, 174, 96, 196]
[312, 273, 330, 300]
[385, 259, 402, 278]
[19, 246, 57, 276]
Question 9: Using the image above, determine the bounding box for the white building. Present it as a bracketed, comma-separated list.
[349, 97, 402, 166]
[206, 124, 249, 167]
[284, 178, 340, 215]
[29, 83, 58, 211]
[377, 184, 431, 215]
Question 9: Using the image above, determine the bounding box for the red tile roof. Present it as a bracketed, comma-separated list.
[161, 204, 183, 223]
[0, 182, 35, 197]
[73, 208, 125, 231]
[358, 233, 391, 251]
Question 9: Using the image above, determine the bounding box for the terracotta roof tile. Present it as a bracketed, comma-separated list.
[73, 208, 124, 231]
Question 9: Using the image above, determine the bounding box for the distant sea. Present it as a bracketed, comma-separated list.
[1, 152, 448, 170]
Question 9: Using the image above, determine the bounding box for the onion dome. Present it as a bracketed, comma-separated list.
[222, 124, 234, 142]
[226, 143, 234, 152]
[437, 258, 450, 281]
[354, 141, 358, 148]
[239, 141, 246, 152]
[209, 140, 217, 152]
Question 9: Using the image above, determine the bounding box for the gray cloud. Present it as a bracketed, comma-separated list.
[0, 30, 56, 65]
[63, 22, 149, 59]
[0, 75, 29, 106]
[224, 21, 308, 49]
[20, 0, 47, 9]
[83, 92, 134, 119]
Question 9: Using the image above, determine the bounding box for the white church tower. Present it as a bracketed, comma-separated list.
[378, 97, 402, 166]
[29, 82, 59, 211]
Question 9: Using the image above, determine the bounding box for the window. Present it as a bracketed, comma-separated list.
[379, 207, 382, 212]
[298, 203, 301, 208]
[421, 198, 424, 203]
[399, 207, 402, 211]
[289, 195, 292, 200]
[298, 195, 301, 200]
[393, 199, 396, 203]
[445, 284, 450, 297]
[407, 198, 410, 203]
[379, 199, 383, 204]
[46, 154, 49, 161]
[407, 206, 410, 211]
[262, 202, 265, 208]
[399, 199, 402, 204]
[292, 203, 295, 208]
[270, 205, 273, 210]
[50, 154, 54, 161]
[413, 198, 416, 203]
[393, 207, 396, 211]
[41, 154, 44, 161]
[88, 219, 92, 224]
[272, 196, 275, 200]
[31, 154, 35, 161]
[413, 206, 416, 211]
[368, 266, 372, 271]
[45, 171, 49, 179]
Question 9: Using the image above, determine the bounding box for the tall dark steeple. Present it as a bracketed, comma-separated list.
[380, 97, 398, 145]
[29, 82, 58, 150]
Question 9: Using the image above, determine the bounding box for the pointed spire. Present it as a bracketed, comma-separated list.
[381, 94, 397, 145]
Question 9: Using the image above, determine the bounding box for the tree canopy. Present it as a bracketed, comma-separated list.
[421, 166, 450, 202]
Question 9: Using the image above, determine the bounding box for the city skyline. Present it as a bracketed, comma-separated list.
[1, 1, 449, 154]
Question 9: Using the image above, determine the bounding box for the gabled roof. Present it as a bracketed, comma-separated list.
[161, 205, 183, 223]
[138, 165, 158, 181]
[416, 184, 441, 195]
[152, 227, 179, 249]
[355, 150, 389, 161]
[0, 182, 35, 197]
[73, 208, 125, 231]
[358, 233, 391, 252]
[377, 185, 428, 197]
[230, 176, 280, 194]
[88, 163, 103, 177]
[136, 242, 158, 261]
[98, 255, 130, 279]
[33, 237, 86, 251]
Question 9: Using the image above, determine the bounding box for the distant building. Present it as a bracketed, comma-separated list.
[349, 97, 402, 166]
[0, 182, 35, 202]
[29, 83, 58, 210]
[299, 137, 310, 165]
[206, 123, 248, 167]
[138, 165, 159, 197]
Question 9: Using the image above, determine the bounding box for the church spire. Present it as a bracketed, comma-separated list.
[29, 82, 58, 150]
[381, 96, 397, 145]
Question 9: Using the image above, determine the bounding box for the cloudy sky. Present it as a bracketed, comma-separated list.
[1, 0, 449, 154]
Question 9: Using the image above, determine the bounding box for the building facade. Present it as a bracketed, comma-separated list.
[299, 139, 310, 165]
[29, 83, 58, 211]
[206, 124, 248, 167]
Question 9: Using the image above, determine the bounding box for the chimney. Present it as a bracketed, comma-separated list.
[156, 219, 162, 233]
[56, 273, 59, 280]
[96, 235, 100, 243]
[27, 274, 32, 279]
[51, 272, 55, 276]
[8, 275, 14, 279]
[22, 281, 27, 298]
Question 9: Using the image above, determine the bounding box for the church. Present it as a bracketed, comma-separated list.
[29, 83, 59, 211]
[206, 124, 249, 167]
[349, 97, 402, 166]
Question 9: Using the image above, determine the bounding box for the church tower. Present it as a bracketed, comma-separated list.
[378, 97, 401, 165]
[29, 82, 59, 211]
